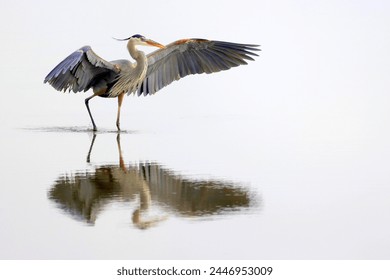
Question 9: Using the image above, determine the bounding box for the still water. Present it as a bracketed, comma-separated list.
[2, 108, 390, 259]
[1, 118, 266, 259]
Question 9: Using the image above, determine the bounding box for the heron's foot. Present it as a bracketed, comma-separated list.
[116, 122, 121, 131]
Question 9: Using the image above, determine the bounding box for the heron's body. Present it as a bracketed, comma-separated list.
[95, 59, 134, 98]
[44, 34, 260, 131]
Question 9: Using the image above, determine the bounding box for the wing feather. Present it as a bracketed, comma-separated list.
[137, 39, 260, 96]
[44, 46, 120, 93]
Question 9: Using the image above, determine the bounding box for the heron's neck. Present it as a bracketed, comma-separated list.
[127, 40, 145, 62]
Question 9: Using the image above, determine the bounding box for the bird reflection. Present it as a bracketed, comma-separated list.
[49, 134, 253, 229]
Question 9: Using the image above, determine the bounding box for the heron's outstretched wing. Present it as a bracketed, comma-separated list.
[44, 46, 120, 93]
[136, 39, 260, 96]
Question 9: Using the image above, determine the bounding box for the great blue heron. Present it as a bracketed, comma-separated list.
[44, 34, 260, 131]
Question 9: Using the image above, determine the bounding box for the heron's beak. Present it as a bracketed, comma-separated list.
[145, 39, 165, 49]
[112, 37, 131, 41]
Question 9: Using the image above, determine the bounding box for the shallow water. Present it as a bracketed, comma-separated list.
[1, 119, 266, 259]
[2, 109, 390, 259]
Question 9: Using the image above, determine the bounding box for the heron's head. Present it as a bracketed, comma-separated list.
[114, 34, 165, 48]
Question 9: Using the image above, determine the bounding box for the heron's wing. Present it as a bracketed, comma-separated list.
[44, 46, 120, 93]
[137, 39, 260, 96]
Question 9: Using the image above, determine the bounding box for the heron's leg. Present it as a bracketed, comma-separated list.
[85, 94, 97, 131]
[116, 92, 125, 131]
